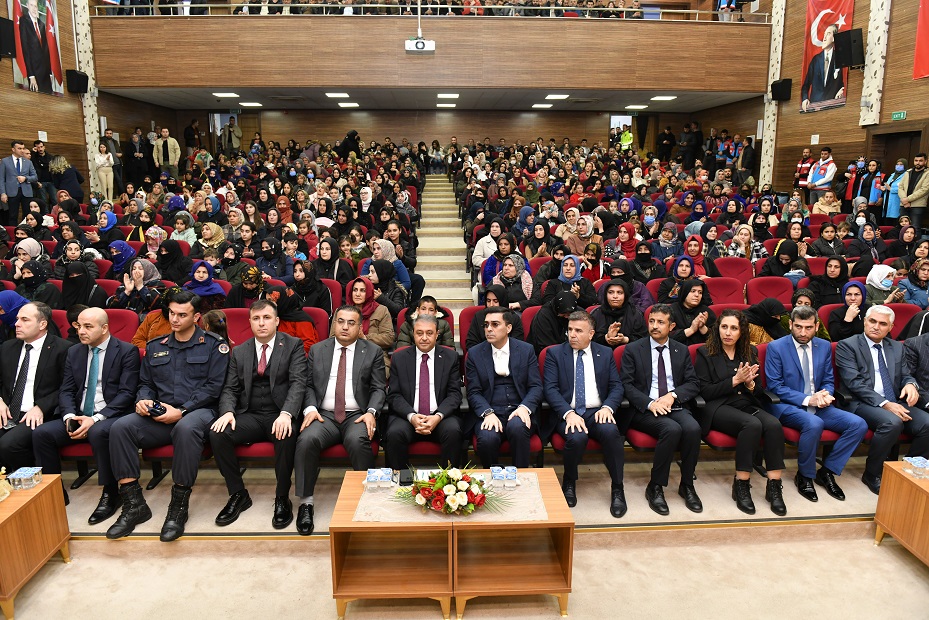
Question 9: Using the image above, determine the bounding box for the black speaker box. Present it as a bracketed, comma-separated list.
[66, 69, 89, 94]
[771, 78, 792, 101]
[834, 28, 865, 68]
[0, 18, 14, 58]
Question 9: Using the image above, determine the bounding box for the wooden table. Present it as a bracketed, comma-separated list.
[0, 474, 71, 619]
[329, 468, 574, 620]
[874, 461, 929, 565]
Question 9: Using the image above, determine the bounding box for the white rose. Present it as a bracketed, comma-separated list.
[470, 484, 480, 495]
[443, 484, 456, 496]
[456, 491, 468, 505]
[448, 468, 462, 481]
[457, 480, 469, 491]
[446, 495, 460, 510]
[415, 493, 426, 506]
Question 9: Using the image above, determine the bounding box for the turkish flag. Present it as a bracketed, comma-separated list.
[11, 0, 27, 81]
[916, 0, 929, 79]
[800, 0, 854, 111]
[45, 1, 62, 88]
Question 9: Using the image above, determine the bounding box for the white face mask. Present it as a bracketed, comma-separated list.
[856, 217, 866, 226]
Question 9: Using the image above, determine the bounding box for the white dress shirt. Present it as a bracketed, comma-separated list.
[793, 338, 817, 406]
[319, 341, 361, 413]
[14, 333, 47, 413]
[570, 346, 602, 412]
[77, 337, 110, 420]
[407, 348, 440, 422]
[869, 338, 890, 406]
[255, 337, 274, 366]
[648, 337, 676, 402]
[492, 339, 510, 376]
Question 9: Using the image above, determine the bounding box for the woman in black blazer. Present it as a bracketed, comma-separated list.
[694, 309, 786, 517]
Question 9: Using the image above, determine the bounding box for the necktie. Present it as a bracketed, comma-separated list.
[575, 350, 587, 417]
[418, 353, 431, 416]
[8, 344, 33, 419]
[257, 343, 268, 376]
[15, 158, 20, 175]
[334, 346, 347, 423]
[874, 343, 896, 404]
[800, 344, 816, 413]
[82, 347, 100, 417]
[656, 345, 668, 397]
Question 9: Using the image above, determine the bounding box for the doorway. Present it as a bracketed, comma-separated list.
[882, 131, 923, 166]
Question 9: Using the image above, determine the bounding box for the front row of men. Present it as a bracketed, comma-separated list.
[1, 297, 928, 541]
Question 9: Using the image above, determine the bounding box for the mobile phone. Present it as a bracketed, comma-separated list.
[66, 418, 80, 433]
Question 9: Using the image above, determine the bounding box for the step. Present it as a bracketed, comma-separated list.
[417, 256, 469, 268]
[419, 216, 461, 226]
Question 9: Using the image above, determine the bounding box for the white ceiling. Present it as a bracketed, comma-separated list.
[102, 87, 760, 113]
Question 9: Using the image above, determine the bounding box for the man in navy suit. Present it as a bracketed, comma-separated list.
[621, 304, 703, 516]
[801, 24, 845, 111]
[0, 140, 38, 226]
[543, 311, 626, 517]
[466, 307, 542, 468]
[19, 0, 53, 94]
[765, 305, 867, 502]
[835, 305, 929, 495]
[32, 308, 140, 524]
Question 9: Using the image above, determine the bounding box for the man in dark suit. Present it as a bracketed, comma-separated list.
[735, 136, 755, 186]
[32, 308, 139, 524]
[386, 315, 462, 470]
[0, 302, 72, 473]
[294, 305, 387, 535]
[210, 300, 306, 529]
[0, 141, 38, 226]
[836, 306, 929, 495]
[765, 305, 867, 502]
[466, 307, 543, 468]
[19, 0, 53, 94]
[801, 24, 845, 111]
[543, 311, 626, 517]
[620, 303, 703, 515]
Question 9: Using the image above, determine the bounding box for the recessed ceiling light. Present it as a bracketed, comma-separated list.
[239, 102, 263, 107]
[437, 103, 456, 108]
[325, 92, 350, 98]
[437, 93, 459, 99]
[532, 104, 553, 109]
[338, 102, 360, 108]
[212, 92, 239, 97]
[625, 105, 648, 110]
[650, 96, 677, 101]
[545, 94, 570, 100]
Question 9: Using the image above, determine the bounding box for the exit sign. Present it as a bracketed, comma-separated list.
[892, 111, 907, 121]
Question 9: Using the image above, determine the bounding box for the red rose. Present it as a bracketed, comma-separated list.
[434, 489, 445, 501]
[462, 475, 470, 482]
[475, 494, 486, 507]
[419, 487, 433, 499]
[429, 478, 436, 484]
[431, 497, 445, 511]
[467, 490, 476, 504]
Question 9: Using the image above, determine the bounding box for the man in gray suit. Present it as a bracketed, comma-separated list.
[0, 141, 38, 226]
[836, 305, 929, 495]
[294, 305, 387, 535]
[210, 300, 307, 530]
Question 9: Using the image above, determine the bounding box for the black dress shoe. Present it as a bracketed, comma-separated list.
[645, 483, 669, 516]
[63, 486, 70, 506]
[678, 484, 703, 513]
[272, 496, 293, 530]
[765, 479, 787, 516]
[215, 489, 253, 526]
[88, 490, 122, 525]
[815, 468, 846, 501]
[610, 486, 627, 518]
[296, 504, 314, 536]
[861, 472, 881, 495]
[795, 472, 818, 502]
[731, 477, 755, 515]
[562, 480, 577, 508]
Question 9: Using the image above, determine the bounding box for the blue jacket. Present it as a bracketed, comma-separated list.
[764, 335, 833, 415]
[899, 278, 929, 310]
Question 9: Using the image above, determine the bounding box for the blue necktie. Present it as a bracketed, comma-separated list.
[575, 350, 586, 417]
[15, 158, 20, 175]
[874, 343, 896, 404]
[83, 347, 101, 417]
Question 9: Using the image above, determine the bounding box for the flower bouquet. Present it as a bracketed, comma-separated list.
[395, 464, 507, 516]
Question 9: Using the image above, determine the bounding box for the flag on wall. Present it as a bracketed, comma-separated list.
[916, 0, 929, 80]
[799, 0, 854, 113]
[11, 0, 26, 80]
[7, 0, 64, 96]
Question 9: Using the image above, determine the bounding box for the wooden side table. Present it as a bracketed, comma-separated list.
[874, 461, 929, 566]
[0, 474, 71, 619]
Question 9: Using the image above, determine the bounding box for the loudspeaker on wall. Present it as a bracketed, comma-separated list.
[66, 70, 89, 94]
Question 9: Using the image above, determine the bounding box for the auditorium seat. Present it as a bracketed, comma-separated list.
[223, 308, 254, 345]
[96, 279, 121, 297]
[471, 434, 544, 467]
[713, 257, 753, 286]
[321, 278, 342, 307]
[141, 444, 212, 489]
[51, 309, 70, 335]
[106, 309, 141, 341]
[59, 443, 98, 489]
[303, 307, 331, 339]
[746, 277, 794, 305]
[704, 277, 745, 304]
[94, 259, 114, 277]
[521, 305, 542, 340]
[457, 305, 481, 351]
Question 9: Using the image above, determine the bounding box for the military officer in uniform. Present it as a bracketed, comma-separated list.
[107, 290, 229, 542]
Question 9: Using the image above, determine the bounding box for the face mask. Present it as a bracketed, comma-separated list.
[222, 256, 236, 267]
[262, 249, 275, 260]
[741, 190, 751, 197]
[289, 170, 296, 177]
[22, 275, 37, 287]
[243, 285, 259, 299]
[792, 218, 802, 224]
[644, 215, 656, 226]
[881, 279, 893, 288]
[635, 253, 653, 265]
[856, 217, 866, 226]
[857, 161, 865, 169]
[90, 198, 98, 206]
[896, 164, 906, 173]
[849, 165, 856, 171]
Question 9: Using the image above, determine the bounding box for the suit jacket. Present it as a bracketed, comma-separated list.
[836, 334, 915, 410]
[465, 338, 543, 433]
[19, 15, 52, 92]
[619, 338, 700, 431]
[542, 341, 623, 440]
[801, 49, 844, 103]
[694, 345, 764, 435]
[303, 337, 386, 418]
[0, 155, 38, 198]
[765, 335, 833, 415]
[387, 345, 461, 419]
[58, 336, 139, 419]
[0, 334, 72, 417]
[904, 334, 929, 407]
[219, 333, 307, 417]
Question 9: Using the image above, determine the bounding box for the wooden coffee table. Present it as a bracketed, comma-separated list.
[0, 474, 71, 619]
[329, 468, 574, 619]
[874, 461, 929, 566]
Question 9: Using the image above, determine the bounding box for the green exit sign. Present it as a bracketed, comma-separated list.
[892, 111, 907, 121]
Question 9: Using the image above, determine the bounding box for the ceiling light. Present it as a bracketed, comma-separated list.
[532, 104, 553, 109]
[437, 93, 459, 99]
[338, 102, 359, 108]
[239, 102, 263, 107]
[650, 96, 678, 101]
[326, 93, 350, 98]
[545, 94, 570, 100]
[437, 103, 456, 108]
[625, 105, 648, 110]
[212, 92, 239, 97]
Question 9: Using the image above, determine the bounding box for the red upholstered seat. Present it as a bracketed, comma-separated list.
[746, 277, 794, 305]
[704, 430, 738, 450]
[781, 427, 840, 445]
[60, 443, 95, 458]
[471, 434, 544, 456]
[713, 257, 754, 286]
[105, 309, 141, 341]
[550, 433, 603, 452]
[625, 428, 658, 450]
[704, 277, 745, 304]
[234, 440, 379, 459]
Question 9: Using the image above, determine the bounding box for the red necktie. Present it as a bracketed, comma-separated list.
[418, 353, 430, 416]
[257, 343, 268, 376]
[334, 346, 347, 423]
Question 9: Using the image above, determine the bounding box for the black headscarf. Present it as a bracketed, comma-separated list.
[493, 233, 517, 261]
[61, 261, 97, 309]
[157, 239, 193, 284]
[743, 298, 789, 339]
[597, 278, 632, 322]
[526, 221, 552, 256]
[20, 259, 49, 291]
[267, 285, 311, 322]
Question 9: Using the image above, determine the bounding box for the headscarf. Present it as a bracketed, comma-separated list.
[866, 264, 896, 291]
[684, 235, 706, 270]
[483, 284, 508, 307]
[127, 257, 162, 283]
[20, 260, 49, 290]
[145, 225, 167, 254]
[675, 279, 711, 315]
[527, 222, 552, 255]
[108, 240, 136, 275]
[267, 285, 311, 322]
[240, 266, 265, 299]
[562, 207, 580, 235]
[598, 278, 631, 323]
[374, 238, 398, 263]
[61, 261, 97, 309]
[557, 255, 583, 285]
[13, 238, 42, 260]
[578, 215, 595, 239]
[97, 210, 117, 233]
[0, 291, 29, 327]
[820, 256, 849, 290]
[767, 240, 799, 277]
[315, 237, 340, 269]
[617, 222, 637, 260]
[292, 259, 322, 294]
[513, 206, 535, 237]
[843, 280, 867, 305]
[348, 277, 380, 332]
[858, 223, 880, 262]
[495, 253, 533, 300]
[184, 260, 226, 297]
[370, 258, 400, 292]
[743, 299, 789, 340]
[667, 255, 697, 300]
[908, 258, 929, 289]
[688, 201, 707, 223]
[157, 239, 186, 274]
[200, 222, 226, 249]
[492, 233, 517, 261]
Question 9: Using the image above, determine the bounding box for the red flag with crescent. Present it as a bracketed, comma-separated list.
[11, 0, 27, 79]
[45, 0, 63, 87]
[916, 0, 929, 80]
